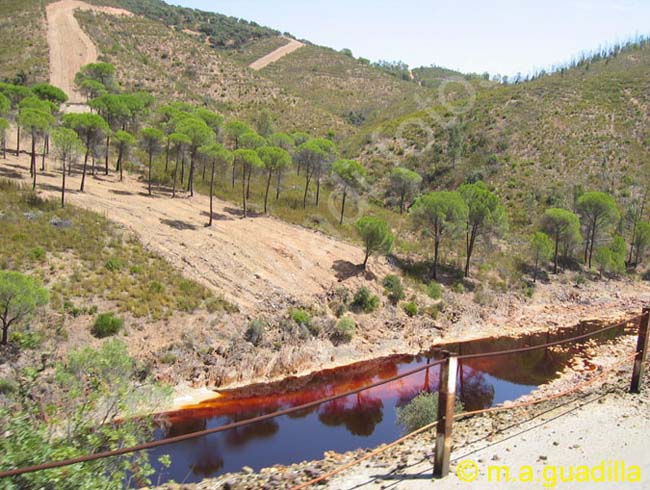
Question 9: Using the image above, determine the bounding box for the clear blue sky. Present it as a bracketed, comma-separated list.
[174, 0, 650, 76]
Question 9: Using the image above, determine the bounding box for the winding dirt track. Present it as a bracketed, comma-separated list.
[249, 36, 305, 71]
[2, 151, 371, 311]
[46, 0, 131, 104]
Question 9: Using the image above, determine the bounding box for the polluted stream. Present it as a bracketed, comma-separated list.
[145, 320, 629, 485]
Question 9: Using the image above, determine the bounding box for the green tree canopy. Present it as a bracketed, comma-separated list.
[332, 159, 366, 225]
[0, 92, 10, 115]
[239, 131, 267, 150]
[224, 120, 253, 149]
[540, 207, 582, 273]
[176, 116, 215, 195]
[234, 148, 264, 217]
[268, 132, 294, 150]
[74, 62, 117, 92]
[632, 221, 650, 266]
[62, 112, 110, 191]
[140, 127, 164, 195]
[410, 191, 468, 279]
[0, 271, 49, 345]
[31, 83, 68, 105]
[257, 146, 292, 212]
[356, 216, 394, 269]
[529, 231, 553, 282]
[577, 191, 620, 268]
[390, 167, 422, 214]
[458, 181, 508, 277]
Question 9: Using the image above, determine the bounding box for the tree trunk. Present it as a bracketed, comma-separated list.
[264, 168, 272, 214]
[172, 150, 179, 198]
[275, 170, 282, 200]
[1, 323, 8, 346]
[553, 232, 560, 273]
[80, 136, 90, 192]
[362, 247, 370, 269]
[588, 223, 597, 268]
[315, 175, 321, 205]
[31, 133, 36, 190]
[399, 190, 405, 215]
[188, 152, 195, 196]
[433, 225, 441, 280]
[41, 139, 46, 171]
[302, 168, 313, 209]
[339, 188, 347, 225]
[208, 159, 215, 226]
[241, 163, 247, 218]
[533, 252, 539, 282]
[180, 152, 185, 185]
[16, 126, 20, 155]
[464, 225, 478, 278]
[61, 155, 66, 208]
[164, 139, 170, 172]
[105, 134, 110, 175]
[147, 151, 153, 196]
[231, 163, 236, 188]
[246, 169, 252, 199]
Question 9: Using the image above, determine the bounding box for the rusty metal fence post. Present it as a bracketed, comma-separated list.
[630, 307, 650, 394]
[433, 351, 458, 478]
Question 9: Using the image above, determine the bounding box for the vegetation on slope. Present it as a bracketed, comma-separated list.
[86, 0, 279, 48]
[0, 0, 48, 84]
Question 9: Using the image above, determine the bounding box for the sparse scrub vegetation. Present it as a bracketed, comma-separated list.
[91, 312, 124, 338]
[352, 286, 380, 313]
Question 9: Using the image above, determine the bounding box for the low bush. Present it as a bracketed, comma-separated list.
[426, 281, 443, 300]
[396, 392, 463, 433]
[403, 301, 418, 317]
[333, 316, 356, 343]
[352, 286, 379, 313]
[383, 274, 405, 304]
[245, 319, 266, 346]
[292, 309, 320, 336]
[91, 312, 124, 338]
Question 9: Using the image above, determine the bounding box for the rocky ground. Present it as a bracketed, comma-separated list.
[150, 332, 650, 489]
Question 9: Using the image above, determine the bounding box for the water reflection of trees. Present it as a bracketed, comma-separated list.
[318, 392, 384, 436]
[457, 364, 495, 411]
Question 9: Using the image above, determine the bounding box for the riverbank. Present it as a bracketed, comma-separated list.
[152, 331, 649, 489]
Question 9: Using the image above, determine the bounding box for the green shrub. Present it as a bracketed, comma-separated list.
[148, 281, 164, 294]
[426, 281, 443, 300]
[383, 274, 405, 304]
[396, 392, 463, 433]
[0, 378, 17, 395]
[329, 287, 350, 317]
[159, 352, 177, 365]
[30, 247, 46, 261]
[91, 313, 124, 338]
[291, 309, 319, 336]
[352, 286, 379, 313]
[451, 282, 465, 294]
[334, 316, 356, 343]
[245, 319, 265, 346]
[10, 331, 42, 349]
[403, 301, 418, 317]
[104, 257, 123, 271]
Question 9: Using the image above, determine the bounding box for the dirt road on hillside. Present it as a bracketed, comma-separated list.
[249, 36, 305, 71]
[2, 153, 373, 311]
[46, 0, 131, 104]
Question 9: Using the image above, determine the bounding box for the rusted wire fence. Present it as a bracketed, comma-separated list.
[0, 310, 647, 485]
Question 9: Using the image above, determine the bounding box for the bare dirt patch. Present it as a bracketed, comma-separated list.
[46, 0, 132, 104]
[249, 36, 305, 71]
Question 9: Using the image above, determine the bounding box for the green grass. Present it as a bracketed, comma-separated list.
[0, 180, 234, 320]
